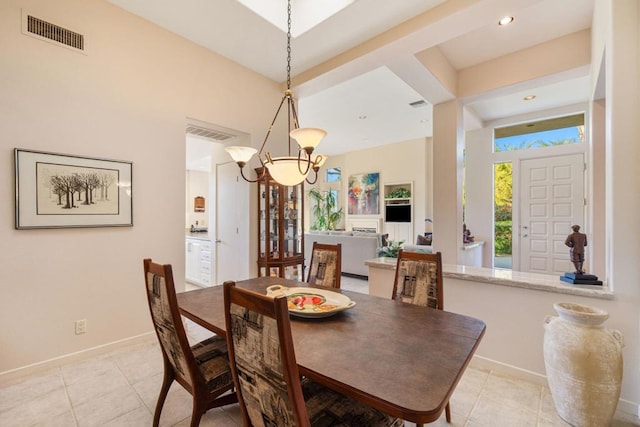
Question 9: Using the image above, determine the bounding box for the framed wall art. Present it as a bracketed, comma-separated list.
[347, 172, 380, 215]
[14, 149, 133, 229]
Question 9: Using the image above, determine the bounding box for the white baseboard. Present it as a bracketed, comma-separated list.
[471, 355, 640, 420]
[0, 332, 155, 386]
[470, 355, 548, 386]
[615, 398, 640, 422]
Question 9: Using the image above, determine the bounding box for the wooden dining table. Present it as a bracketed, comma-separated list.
[177, 276, 486, 425]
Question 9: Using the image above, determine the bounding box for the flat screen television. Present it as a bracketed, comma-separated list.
[385, 204, 411, 223]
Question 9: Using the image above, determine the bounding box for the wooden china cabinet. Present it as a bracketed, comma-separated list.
[257, 168, 305, 280]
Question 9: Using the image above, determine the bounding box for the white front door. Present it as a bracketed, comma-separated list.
[215, 162, 243, 284]
[519, 154, 584, 274]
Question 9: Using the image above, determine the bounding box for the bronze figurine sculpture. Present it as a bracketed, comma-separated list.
[565, 224, 587, 274]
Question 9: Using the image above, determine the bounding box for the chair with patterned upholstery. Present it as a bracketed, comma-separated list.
[392, 249, 450, 424]
[307, 242, 342, 288]
[143, 259, 237, 427]
[223, 281, 403, 427]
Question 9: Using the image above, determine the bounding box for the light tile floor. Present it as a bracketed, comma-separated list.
[1, 276, 637, 426]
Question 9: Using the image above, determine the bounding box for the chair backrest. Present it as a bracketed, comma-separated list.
[391, 250, 443, 309]
[223, 281, 308, 427]
[143, 259, 200, 389]
[307, 242, 342, 288]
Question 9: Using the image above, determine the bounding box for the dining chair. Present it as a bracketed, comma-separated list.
[307, 241, 342, 288]
[223, 281, 403, 427]
[391, 250, 451, 424]
[143, 259, 237, 427]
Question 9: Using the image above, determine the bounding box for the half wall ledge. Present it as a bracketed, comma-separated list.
[365, 257, 613, 300]
[444, 265, 613, 300]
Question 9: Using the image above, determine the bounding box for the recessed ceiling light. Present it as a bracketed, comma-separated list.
[358, 115, 368, 120]
[498, 16, 514, 26]
[523, 95, 536, 101]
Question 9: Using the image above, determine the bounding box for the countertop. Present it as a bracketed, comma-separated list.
[461, 241, 484, 250]
[364, 257, 612, 299]
[185, 229, 210, 241]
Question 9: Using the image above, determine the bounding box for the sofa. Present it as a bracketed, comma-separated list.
[304, 231, 383, 277]
[402, 244, 434, 254]
[402, 233, 434, 254]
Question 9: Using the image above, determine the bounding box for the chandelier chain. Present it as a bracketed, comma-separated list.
[286, 0, 292, 90]
[224, 0, 325, 186]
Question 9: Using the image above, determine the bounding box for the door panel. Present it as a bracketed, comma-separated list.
[519, 154, 584, 274]
[215, 162, 241, 284]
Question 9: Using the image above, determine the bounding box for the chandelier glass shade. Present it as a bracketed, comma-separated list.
[224, 0, 327, 186]
[265, 158, 311, 186]
[224, 146, 257, 166]
[290, 127, 326, 153]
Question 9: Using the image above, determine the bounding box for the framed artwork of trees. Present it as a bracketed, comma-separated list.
[14, 149, 132, 229]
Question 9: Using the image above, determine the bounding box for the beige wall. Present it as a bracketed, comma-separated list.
[0, 0, 279, 373]
[307, 138, 429, 238]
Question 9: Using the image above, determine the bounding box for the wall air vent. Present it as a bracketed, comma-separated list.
[22, 12, 85, 53]
[409, 100, 428, 108]
[186, 125, 234, 141]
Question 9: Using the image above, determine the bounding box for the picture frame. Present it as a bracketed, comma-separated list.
[14, 149, 133, 229]
[347, 172, 380, 215]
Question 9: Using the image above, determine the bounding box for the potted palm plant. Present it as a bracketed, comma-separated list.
[308, 188, 343, 230]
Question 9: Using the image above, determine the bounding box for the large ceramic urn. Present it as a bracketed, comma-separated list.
[543, 302, 624, 426]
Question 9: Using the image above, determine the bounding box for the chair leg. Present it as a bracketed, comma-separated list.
[190, 401, 204, 427]
[445, 401, 451, 423]
[153, 367, 174, 427]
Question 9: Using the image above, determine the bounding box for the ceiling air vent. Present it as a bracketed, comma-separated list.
[186, 125, 234, 141]
[409, 100, 428, 108]
[22, 12, 85, 53]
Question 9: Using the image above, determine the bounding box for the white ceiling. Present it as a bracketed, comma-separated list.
[109, 0, 594, 157]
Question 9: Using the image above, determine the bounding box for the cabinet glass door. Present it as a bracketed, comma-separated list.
[259, 179, 282, 260]
[284, 264, 302, 281]
[259, 181, 267, 260]
[283, 184, 302, 258]
[269, 182, 280, 259]
[257, 168, 305, 278]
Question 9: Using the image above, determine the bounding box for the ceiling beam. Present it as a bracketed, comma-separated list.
[457, 29, 591, 100]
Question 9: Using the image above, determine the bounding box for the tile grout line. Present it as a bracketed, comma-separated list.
[535, 385, 544, 426]
[59, 367, 81, 427]
[107, 348, 156, 423]
[462, 368, 492, 427]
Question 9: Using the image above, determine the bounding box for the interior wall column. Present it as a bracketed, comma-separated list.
[589, 99, 606, 277]
[604, 0, 640, 407]
[432, 99, 464, 264]
[605, 0, 640, 289]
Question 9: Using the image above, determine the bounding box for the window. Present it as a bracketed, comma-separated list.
[326, 167, 341, 183]
[494, 113, 584, 152]
[327, 189, 340, 213]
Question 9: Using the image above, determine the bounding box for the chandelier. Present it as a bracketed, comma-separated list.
[225, 0, 327, 186]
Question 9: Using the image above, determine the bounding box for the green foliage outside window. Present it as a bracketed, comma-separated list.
[494, 163, 512, 256]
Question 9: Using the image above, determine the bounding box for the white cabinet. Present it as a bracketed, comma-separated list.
[385, 222, 413, 244]
[383, 182, 414, 244]
[185, 238, 213, 286]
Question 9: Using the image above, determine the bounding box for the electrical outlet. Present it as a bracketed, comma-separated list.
[75, 319, 87, 335]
